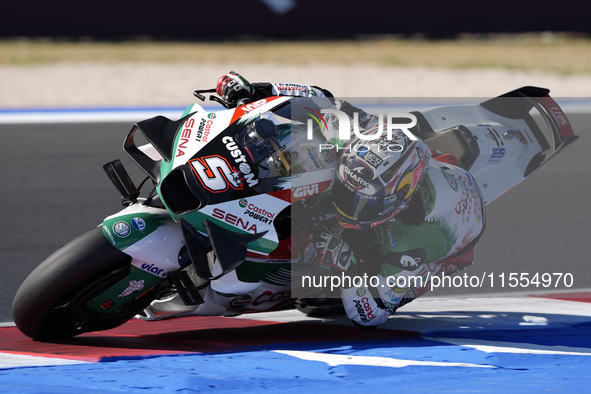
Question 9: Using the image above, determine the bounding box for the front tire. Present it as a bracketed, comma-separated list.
[12, 227, 151, 340]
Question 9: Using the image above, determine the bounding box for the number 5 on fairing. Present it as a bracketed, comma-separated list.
[190, 155, 243, 193]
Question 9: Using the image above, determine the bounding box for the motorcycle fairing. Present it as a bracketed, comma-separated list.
[158, 120, 288, 210]
[185, 190, 291, 255]
[92, 204, 185, 314]
[168, 97, 290, 172]
[101, 204, 184, 273]
[135, 114, 193, 163]
[124, 113, 194, 182]
[416, 87, 578, 204]
[156, 98, 294, 255]
[480, 86, 577, 173]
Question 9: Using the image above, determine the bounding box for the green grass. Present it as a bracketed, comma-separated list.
[1, 36, 590, 75]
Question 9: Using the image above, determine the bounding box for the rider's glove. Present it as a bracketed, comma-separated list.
[216, 71, 254, 104]
[313, 232, 356, 272]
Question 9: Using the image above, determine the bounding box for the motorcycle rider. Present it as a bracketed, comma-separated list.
[216, 71, 334, 103]
[215, 71, 486, 328]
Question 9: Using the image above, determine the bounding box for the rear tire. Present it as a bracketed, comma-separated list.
[294, 298, 345, 317]
[12, 227, 153, 340]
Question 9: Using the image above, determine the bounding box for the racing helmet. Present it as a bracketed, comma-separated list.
[331, 132, 430, 229]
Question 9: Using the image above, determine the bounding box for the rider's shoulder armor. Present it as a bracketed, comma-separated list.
[381, 160, 485, 262]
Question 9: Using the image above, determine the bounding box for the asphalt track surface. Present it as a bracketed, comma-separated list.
[0, 109, 590, 393]
[0, 297, 590, 392]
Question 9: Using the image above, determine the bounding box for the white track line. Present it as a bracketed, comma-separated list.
[0, 99, 588, 124]
[274, 349, 496, 369]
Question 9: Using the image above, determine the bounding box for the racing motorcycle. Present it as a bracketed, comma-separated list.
[12, 86, 577, 340]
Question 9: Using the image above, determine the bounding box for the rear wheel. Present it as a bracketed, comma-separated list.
[12, 227, 156, 340]
[294, 298, 345, 317]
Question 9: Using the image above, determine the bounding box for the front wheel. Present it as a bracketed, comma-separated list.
[12, 227, 155, 340]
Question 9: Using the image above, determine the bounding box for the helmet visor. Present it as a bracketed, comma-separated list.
[331, 179, 400, 229]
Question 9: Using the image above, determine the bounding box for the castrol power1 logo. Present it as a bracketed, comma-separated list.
[353, 297, 377, 323]
[352, 287, 376, 323]
[239, 198, 275, 225]
[198, 113, 216, 143]
[176, 113, 217, 158]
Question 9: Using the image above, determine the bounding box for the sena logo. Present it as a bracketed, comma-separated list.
[212, 207, 258, 233]
[176, 118, 196, 157]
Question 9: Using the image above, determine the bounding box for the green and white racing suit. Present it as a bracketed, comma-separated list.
[339, 156, 486, 327]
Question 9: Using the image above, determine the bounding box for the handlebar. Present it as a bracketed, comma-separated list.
[193, 89, 216, 101]
[193, 88, 252, 109]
